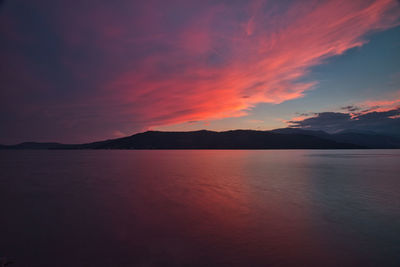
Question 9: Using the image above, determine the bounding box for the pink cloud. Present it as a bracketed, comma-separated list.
[89, 0, 399, 132]
[360, 91, 400, 112]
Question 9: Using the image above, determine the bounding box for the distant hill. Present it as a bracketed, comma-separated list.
[0, 129, 370, 149]
[1, 142, 70, 149]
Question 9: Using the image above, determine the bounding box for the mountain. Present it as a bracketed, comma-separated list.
[0, 129, 366, 149]
[271, 128, 400, 149]
[2, 128, 400, 149]
[270, 128, 331, 138]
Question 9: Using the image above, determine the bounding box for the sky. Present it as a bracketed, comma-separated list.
[1, 0, 400, 144]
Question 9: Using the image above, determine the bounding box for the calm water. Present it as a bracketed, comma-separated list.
[1, 150, 400, 267]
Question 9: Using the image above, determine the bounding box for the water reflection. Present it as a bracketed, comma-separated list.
[0, 150, 399, 266]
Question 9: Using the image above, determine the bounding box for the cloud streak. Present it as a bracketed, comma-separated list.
[1, 0, 400, 143]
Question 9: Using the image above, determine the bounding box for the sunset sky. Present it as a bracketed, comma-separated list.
[1, 0, 400, 144]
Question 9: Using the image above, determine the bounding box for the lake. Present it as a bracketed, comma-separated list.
[1, 150, 400, 266]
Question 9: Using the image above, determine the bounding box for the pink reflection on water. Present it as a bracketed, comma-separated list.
[98, 150, 346, 265]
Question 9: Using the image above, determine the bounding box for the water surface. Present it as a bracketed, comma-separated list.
[1, 150, 399, 266]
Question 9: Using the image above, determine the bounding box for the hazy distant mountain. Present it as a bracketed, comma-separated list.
[271, 128, 400, 149]
[330, 132, 400, 149]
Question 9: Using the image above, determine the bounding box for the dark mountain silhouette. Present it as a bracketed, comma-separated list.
[0, 129, 376, 149]
[2, 128, 400, 149]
